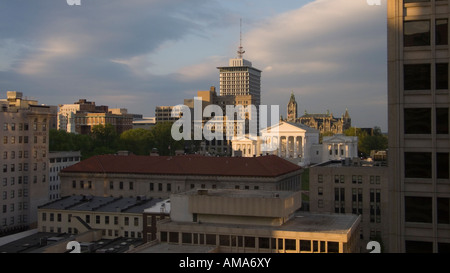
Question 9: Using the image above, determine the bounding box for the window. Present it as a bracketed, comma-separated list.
[404, 108, 431, 134]
[404, 20, 430, 47]
[318, 187, 323, 196]
[404, 64, 431, 90]
[437, 198, 450, 224]
[405, 196, 432, 223]
[405, 241, 433, 253]
[436, 19, 448, 46]
[318, 175, 323, 183]
[119, 181, 123, 190]
[436, 108, 449, 134]
[109, 181, 114, 190]
[436, 63, 449, 90]
[129, 181, 133, 190]
[436, 153, 449, 179]
[404, 152, 432, 178]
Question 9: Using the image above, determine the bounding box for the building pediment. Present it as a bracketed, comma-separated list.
[261, 121, 319, 135]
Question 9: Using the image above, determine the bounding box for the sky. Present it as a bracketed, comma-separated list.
[0, 0, 388, 131]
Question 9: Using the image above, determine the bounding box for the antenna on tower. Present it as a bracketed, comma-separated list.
[237, 18, 245, 59]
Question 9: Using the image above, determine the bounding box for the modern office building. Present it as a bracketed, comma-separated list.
[217, 51, 262, 107]
[0, 91, 56, 233]
[388, 0, 450, 252]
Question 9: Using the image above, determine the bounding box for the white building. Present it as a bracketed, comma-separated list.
[57, 104, 80, 133]
[322, 134, 358, 162]
[231, 122, 358, 166]
[48, 151, 81, 201]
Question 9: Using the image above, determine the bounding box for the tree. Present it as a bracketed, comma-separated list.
[151, 122, 185, 156]
[119, 128, 154, 155]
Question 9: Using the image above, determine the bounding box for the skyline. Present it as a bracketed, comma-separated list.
[0, 0, 388, 131]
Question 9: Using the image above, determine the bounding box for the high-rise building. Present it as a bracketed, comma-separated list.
[0, 91, 55, 233]
[388, 0, 450, 253]
[217, 26, 262, 107]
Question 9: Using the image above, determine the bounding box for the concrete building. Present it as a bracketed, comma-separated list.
[217, 51, 262, 107]
[58, 99, 134, 135]
[155, 106, 181, 124]
[388, 0, 450, 253]
[60, 154, 304, 199]
[309, 159, 389, 252]
[151, 189, 361, 253]
[0, 91, 56, 233]
[48, 151, 81, 201]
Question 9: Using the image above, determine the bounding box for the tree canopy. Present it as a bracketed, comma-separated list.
[49, 122, 185, 159]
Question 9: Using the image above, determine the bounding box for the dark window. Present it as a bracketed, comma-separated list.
[259, 237, 270, 249]
[436, 63, 448, 90]
[404, 64, 431, 90]
[436, 19, 448, 46]
[437, 198, 450, 224]
[404, 152, 432, 178]
[436, 108, 449, 134]
[327, 242, 340, 253]
[300, 240, 311, 252]
[437, 153, 449, 179]
[404, 20, 430, 47]
[405, 196, 432, 223]
[285, 239, 296, 251]
[405, 241, 433, 253]
[404, 108, 431, 134]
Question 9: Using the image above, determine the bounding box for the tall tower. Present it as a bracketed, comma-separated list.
[217, 20, 262, 106]
[287, 91, 298, 122]
[388, 0, 450, 253]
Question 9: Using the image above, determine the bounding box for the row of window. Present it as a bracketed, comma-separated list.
[404, 63, 448, 91]
[404, 107, 449, 134]
[404, 152, 449, 179]
[405, 196, 450, 224]
[1, 215, 28, 227]
[1, 176, 31, 186]
[404, 19, 448, 47]
[2, 202, 29, 214]
[3, 121, 47, 132]
[318, 174, 382, 184]
[2, 135, 47, 145]
[160, 232, 341, 253]
[41, 212, 140, 227]
[3, 162, 47, 173]
[331, 187, 382, 223]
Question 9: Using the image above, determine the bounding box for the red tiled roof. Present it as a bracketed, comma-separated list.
[61, 154, 301, 178]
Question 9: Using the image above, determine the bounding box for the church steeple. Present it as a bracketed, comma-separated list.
[287, 91, 298, 122]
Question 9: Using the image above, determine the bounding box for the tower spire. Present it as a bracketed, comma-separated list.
[237, 18, 245, 59]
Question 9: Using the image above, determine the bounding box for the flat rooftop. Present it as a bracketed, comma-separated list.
[160, 211, 360, 240]
[39, 195, 168, 213]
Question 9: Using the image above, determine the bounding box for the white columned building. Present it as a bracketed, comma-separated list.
[322, 134, 358, 162]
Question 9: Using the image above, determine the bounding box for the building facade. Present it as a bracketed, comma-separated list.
[309, 160, 389, 252]
[388, 0, 450, 253]
[60, 154, 304, 199]
[48, 151, 81, 201]
[0, 91, 55, 233]
[37, 195, 167, 240]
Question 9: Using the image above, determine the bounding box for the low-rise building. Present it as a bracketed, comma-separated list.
[60, 154, 304, 199]
[150, 189, 361, 253]
[37, 195, 167, 240]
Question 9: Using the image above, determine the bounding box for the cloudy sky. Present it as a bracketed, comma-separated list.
[0, 0, 388, 131]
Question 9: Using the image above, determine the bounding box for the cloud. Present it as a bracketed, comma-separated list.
[244, 0, 388, 129]
[0, 0, 388, 130]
